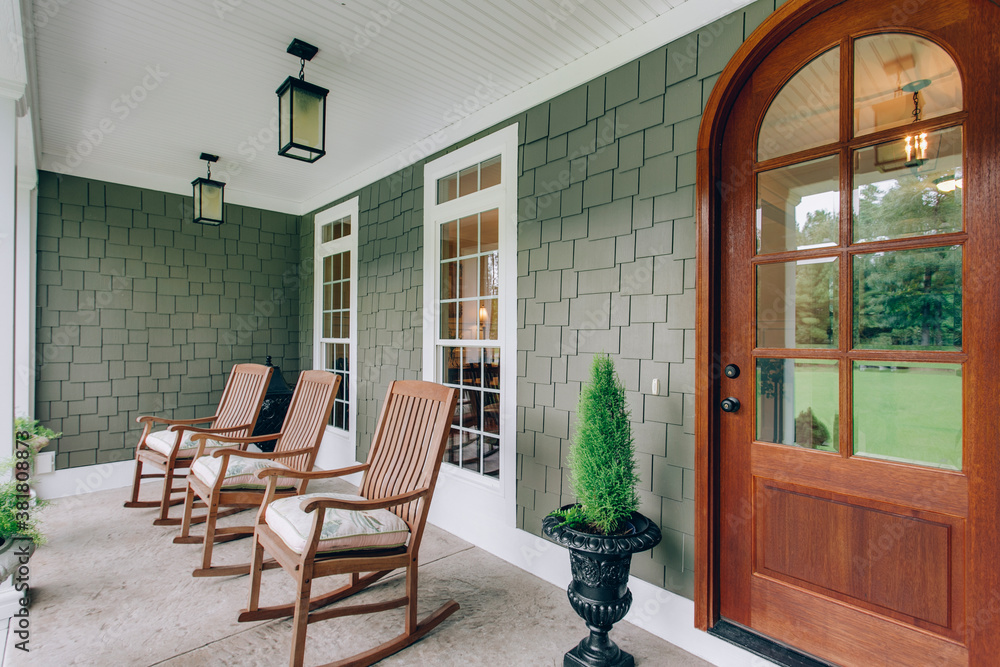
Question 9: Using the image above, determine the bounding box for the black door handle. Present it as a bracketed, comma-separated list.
[720, 397, 741, 413]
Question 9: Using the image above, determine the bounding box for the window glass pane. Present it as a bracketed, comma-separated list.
[441, 303, 457, 339]
[462, 434, 482, 474]
[459, 166, 479, 197]
[483, 348, 500, 389]
[756, 358, 838, 452]
[342, 251, 350, 279]
[442, 346, 461, 386]
[459, 215, 478, 256]
[342, 281, 350, 308]
[853, 362, 961, 469]
[757, 258, 838, 349]
[441, 220, 458, 260]
[441, 261, 457, 299]
[480, 156, 502, 189]
[852, 125, 963, 243]
[462, 347, 481, 387]
[331, 253, 341, 280]
[480, 298, 498, 340]
[480, 253, 499, 297]
[483, 436, 500, 477]
[459, 258, 478, 299]
[459, 301, 479, 340]
[323, 256, 332, 282]
[480, 208, 499, 252]
[758, 47, 840, 162]
[853, 245, 961, 350]
[757, 155, 839, 255]
[854, 34, 962, 137]
[438, 173, 458, 204]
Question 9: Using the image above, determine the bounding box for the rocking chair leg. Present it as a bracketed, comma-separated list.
[246, 535, 265, 614]
[200, 498, 220, 572]
[177, 484, 196, 540]
[156, 467, 175, 524]
[126, 457, 143, 505]
[290, 571, 314, 667]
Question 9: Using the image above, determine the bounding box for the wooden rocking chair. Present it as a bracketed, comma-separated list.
[124, 363, 272, 526]
[238, 380, 459, 667]
[174, 370, 340, 577]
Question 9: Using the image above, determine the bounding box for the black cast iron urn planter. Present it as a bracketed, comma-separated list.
[543, 506, 662, 667]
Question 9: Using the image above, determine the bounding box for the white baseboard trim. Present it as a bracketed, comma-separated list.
[33, 460, 134, 501]
[0, 578, 20, 620]
[425, 508, 774, 667]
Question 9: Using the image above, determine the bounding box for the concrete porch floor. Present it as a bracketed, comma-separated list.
[4, 478, 712, 667]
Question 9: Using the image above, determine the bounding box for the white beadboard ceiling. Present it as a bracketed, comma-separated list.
[30, 0, 754, 215]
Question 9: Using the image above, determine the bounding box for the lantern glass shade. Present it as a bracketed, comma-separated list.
[192, 177, 225, 225]
[277, 76, 328, 162]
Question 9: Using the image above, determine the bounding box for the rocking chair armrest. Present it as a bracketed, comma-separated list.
[300, 487, 431, 513]
[172, 423, 250, 435]
[254, 463, 369, 481]
[193, 432, 282, 447]
[216, 446, 310, 461]
[136, 414, 217, 426]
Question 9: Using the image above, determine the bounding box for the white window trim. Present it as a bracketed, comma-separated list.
[422, 124, 519, 517]
[313, 197, 359, 452]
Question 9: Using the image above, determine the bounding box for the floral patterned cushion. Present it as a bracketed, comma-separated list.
[145, 430, 226, 458]
[265, 493, 410, 555]
[191, 455, 297, 490]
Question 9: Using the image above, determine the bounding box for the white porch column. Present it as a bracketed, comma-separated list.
[0, 97, 17, 459]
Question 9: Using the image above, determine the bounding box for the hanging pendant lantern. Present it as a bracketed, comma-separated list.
[191, 153, 225, 225]
[277, 38, 328, 163]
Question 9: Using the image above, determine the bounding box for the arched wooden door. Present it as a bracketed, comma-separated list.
[696, 1, 1000, 665]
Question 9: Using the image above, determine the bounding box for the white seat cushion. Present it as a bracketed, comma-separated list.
[191, 455, 297, 490]
[265, 493, 410, 555]
[145, 430, 226, 458]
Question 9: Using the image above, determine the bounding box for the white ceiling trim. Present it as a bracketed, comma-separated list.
[300, 0, 757, 216]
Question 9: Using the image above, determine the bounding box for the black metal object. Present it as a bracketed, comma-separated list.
[252, 356, 294, 453]
[708, 620, 836, 667]
[543, 507, 662, 667]
[277, 38, 328, 162]
[724, 363, 740, 379]
[720, 397, 741, 413]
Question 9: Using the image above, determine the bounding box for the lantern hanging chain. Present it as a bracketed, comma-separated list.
[299, 58, 306, 80]
[206, 160, 211, 179]
[911, 91, 921, 123]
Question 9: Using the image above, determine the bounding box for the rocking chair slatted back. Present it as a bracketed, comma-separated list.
[214, 364, 273, 435]
[360, 381, 457, 535]
[275, 370, 340, 474]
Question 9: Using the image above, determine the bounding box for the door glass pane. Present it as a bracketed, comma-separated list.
[756, 358, 838, 452]
[757, 257, 839, 349]
[854, 34, 962, 137]
[758, 47, 840, 162]
[757, 155, 840, 255]
[853, 245, 961, 350]
[852, 125, 963, 243]
[853, 362, 961, 470]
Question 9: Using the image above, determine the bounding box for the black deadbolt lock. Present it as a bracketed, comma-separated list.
[724, 364, 740, 379]
[720, 397, 741, 413]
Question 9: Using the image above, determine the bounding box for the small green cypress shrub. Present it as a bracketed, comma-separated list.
[559, 354, 639, 534]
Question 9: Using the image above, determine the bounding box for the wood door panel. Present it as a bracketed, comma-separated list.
[751, 576, 968, 667]
[752, 442, 969, 516]
[755, 478, 964, 634]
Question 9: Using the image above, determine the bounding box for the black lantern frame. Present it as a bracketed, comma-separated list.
[277, 39, 329, 163]
[191, 153, 225, 226]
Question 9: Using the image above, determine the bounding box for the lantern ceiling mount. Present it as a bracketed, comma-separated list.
[277, 38, 329, 163]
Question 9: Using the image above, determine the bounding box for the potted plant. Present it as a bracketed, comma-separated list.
[0, 420, 57, 581]
[543, 354, 661, 667]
